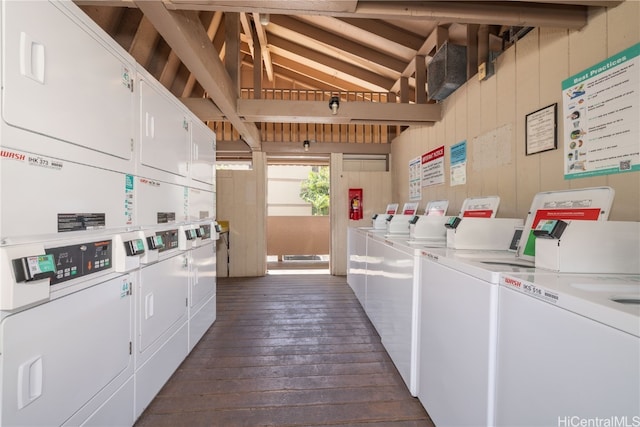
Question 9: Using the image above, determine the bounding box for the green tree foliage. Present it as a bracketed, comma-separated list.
[299, 166, 329, 215]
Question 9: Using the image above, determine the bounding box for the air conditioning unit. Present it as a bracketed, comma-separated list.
[427, 42, 467, 101]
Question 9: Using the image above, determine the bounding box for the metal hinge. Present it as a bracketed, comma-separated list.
[186, 298, 188, 307]
[130, 80, 134, 93]
[129, 342, 132, 355]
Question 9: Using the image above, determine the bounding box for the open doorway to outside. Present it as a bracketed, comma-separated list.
[266, 159, 330, 274]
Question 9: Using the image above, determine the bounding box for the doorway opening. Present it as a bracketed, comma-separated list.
[266, 159, 330, 274]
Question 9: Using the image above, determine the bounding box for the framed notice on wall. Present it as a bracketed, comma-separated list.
[525, 103, 557, 155]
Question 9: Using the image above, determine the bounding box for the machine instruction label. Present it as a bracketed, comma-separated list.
[58, 213, 106, 232]
[125, 175, 134, 225]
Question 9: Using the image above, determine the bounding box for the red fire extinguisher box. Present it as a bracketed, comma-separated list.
[349, 188, 363, 220]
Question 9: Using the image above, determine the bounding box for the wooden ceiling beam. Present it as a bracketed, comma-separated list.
[78, 0, 598, 30]
[252, 12, 274, 82]
[164, 1, 359, 14]
[270, 15, 407, 74]
[335, 17, 425, 51]
[268, 34, 395, 91]
[269, 60, 365, 93]
[353, 1, 588, 29]
[216, 140, 392, 156]
[135, 1, 261, 150]
[262, 141, 391, 155]
[237, 99, 441, 125]
[128, 16, 160, 68]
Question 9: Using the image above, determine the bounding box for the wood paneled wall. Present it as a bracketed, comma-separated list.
[216, 151, 267, 277]
[391, 1, 640, 221]
[331, 153, 392, 275]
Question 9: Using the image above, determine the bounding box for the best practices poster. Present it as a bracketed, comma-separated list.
[561, 43, 639, 179]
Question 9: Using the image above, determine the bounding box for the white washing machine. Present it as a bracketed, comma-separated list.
[347, 226, 369, 307]
[496, 273, 640, 426]
[416, 187, 618, 426]
[365, 232, 422, 396]
[418, 248, 539, 427]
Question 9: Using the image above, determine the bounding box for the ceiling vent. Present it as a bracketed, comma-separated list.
[427, 42, 467, 101]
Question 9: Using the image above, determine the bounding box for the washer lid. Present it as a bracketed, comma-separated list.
[500, 272, 640, 337]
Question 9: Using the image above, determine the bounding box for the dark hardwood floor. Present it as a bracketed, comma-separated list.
[135, 274, 434, 426]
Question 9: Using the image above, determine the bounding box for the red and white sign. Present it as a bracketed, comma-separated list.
[421, 146, 445, 187]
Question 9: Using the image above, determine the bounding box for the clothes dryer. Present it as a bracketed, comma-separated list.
[0, 230, 139, 426]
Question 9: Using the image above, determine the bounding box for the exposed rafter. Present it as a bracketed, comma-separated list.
[134, 1, 262, 150]
[77, 0, 623, 152]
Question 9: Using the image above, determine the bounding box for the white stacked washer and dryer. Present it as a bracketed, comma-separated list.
[0, 1, 218, 425]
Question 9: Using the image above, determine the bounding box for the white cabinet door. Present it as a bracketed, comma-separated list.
[137, 253, 189, 357]
[0, 275, 133, 426]
[1, 1, 134, 162]
[138, 79, 189, 183]
[188, 187, 215, 221]
[190, 242, 216, 311]
[190, 119, 216, 188]
[136, 178, 188, 227]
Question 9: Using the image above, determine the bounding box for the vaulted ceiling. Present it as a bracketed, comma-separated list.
[75, 0, 621, 154]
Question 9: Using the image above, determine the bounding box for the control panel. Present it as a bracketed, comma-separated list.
[156, 229, 179, 253]
[46, 240, 112, 285]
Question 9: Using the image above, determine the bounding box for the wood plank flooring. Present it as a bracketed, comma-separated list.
[134, 274, 434, 427]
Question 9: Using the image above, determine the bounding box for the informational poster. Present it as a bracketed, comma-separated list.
[421, 146, 445, 187]
[409, 156, 422, 201]
[525, 104, 557, 155]
[561, 43, 639, 179]
[450, 140, 467, 186]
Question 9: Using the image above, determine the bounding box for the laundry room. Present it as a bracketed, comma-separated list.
[1, 1, 638, 426]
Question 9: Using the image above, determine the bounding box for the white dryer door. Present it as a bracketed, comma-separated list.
[0, 275, 133, 426]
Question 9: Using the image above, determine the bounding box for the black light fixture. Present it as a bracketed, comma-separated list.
[303, 140, 310, 152]
[329, 96, 340, 115]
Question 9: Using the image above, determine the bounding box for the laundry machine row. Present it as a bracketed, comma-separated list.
[0, 0, 217, 241]
[0, 221, 219, 426]
[0, 1, 218, 426]
[347, 189, 639, 426]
